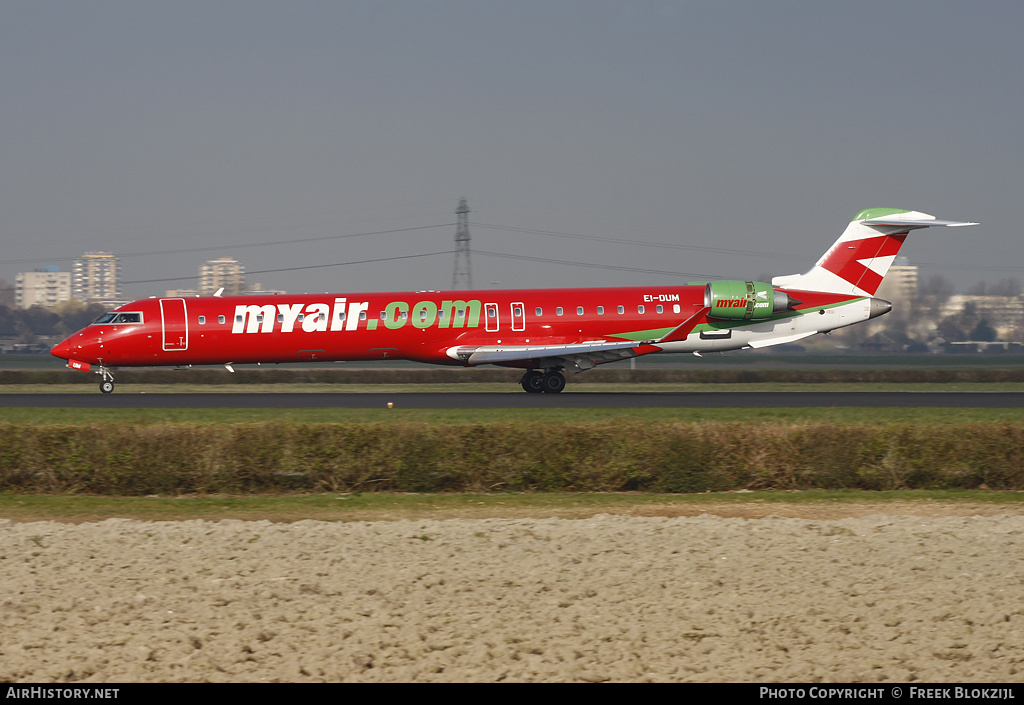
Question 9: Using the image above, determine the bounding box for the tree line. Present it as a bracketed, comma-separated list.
[0, 300, 109, 347]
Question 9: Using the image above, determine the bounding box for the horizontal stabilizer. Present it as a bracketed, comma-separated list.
[861, 217, 979, 228]
[772, 209, 978, 296]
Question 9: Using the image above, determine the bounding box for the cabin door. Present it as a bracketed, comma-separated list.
[511, 302, 525, 331]
[160, 298, 189, 351]
[485, 303, 499, 332]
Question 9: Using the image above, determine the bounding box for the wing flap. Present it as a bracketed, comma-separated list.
[459, 340, 650, 366]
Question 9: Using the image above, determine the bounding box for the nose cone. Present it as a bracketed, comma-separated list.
[51, 338, 71, 361]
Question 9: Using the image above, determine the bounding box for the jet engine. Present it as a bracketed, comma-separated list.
[704, 281, 798, 320]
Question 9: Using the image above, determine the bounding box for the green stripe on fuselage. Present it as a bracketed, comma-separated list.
[607, 327, 675, 341]
[608, 299, 868, 339]
[686, 299, 868, 333]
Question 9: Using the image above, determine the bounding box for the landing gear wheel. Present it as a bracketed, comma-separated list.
[521, 370, 544, 393]
[541, 371, 566, 394]
[100, 380, 114, 394]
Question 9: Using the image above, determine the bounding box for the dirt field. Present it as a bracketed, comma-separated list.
[2, 504, 1023, 682]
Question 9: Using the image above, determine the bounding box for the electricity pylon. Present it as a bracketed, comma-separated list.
[452, 197, 472, 289]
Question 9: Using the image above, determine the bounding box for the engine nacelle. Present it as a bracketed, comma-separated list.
[704, 281, 796, 320]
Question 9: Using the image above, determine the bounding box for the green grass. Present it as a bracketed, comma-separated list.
[1, 489, 1020, 524]
[3, 405, 1024, 425]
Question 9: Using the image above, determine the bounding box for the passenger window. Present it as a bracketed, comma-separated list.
[198, 316, 206, 325]
[514, 307, 522, 317]
[458, 309, 465, 318]
[556, 307, 563, 316]
[617, 305, 624, 314]
[657, 305, 664, 314]
[277, 313, 284, 322]
[381, 311, 388, 320]
[576, 306, 584, 316]
[673, 304, 680, 314]
[360, 311, 367, 321]
[597, 306, 604, 315]
[535, 307, 542, 316]
[638, 305, 645, 314]
[487, 308, 495, 318]
[218, 315, 226, 324]
[297, 314, 305, 322]
[235, 315, 243, 324]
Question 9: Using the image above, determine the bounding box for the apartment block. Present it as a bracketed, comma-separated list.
[199, 257, 246, 296]
[15, 268, 72, 309]
[72, 252, 121, 303]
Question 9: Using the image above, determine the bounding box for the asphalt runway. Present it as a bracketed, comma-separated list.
[3, 391, 1024, 408]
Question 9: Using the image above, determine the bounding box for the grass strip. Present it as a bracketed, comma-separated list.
[3, 406, 1024, 425]
[2, 489, 1021, 524]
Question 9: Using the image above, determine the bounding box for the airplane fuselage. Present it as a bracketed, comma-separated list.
[53, 284, 877, 369]
[50, 208, 977, 393]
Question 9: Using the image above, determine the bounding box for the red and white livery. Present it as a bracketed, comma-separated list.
[51, 208, 978, 393]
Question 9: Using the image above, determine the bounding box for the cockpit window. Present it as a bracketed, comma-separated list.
[92, 311, 143, 325]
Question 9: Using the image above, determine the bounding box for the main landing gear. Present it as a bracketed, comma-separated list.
[520, 369, 566, 394]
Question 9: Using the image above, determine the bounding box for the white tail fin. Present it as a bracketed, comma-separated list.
[771, 208, 978, 296]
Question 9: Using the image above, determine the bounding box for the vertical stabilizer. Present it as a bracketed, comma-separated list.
[771, 209, 978, 296]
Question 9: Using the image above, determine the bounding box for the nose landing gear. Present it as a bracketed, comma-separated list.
[520, 369, 565, 394]
[97, 366, 115, 394]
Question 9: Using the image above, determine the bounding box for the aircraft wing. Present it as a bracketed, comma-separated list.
[449, 340, 659, 372]
[656, 306, 711, 344]
[447, 307, 711, 371]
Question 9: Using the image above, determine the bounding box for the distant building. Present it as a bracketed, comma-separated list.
[858, 331, 901, 353]
[853, 258, 920, 343]
[73, 252, 121, 303]
[245, 282, 286, 295]
[15, 268, 72, 309]
[199, 257, 245, 296]
[876, 257, 918, 302]
[940, 295, 1024, 341]
[164, 289, 200, 298]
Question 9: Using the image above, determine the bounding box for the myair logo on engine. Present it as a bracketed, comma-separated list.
[232, 299, 483, 334]
[705, 281, 778, 320]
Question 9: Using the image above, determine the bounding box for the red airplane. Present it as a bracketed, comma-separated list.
[51, 208, 977, 393]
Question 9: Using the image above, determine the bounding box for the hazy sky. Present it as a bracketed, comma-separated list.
[2, 0, 1021, 301]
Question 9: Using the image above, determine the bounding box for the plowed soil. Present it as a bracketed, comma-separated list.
[3, 503, 1022, 682]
